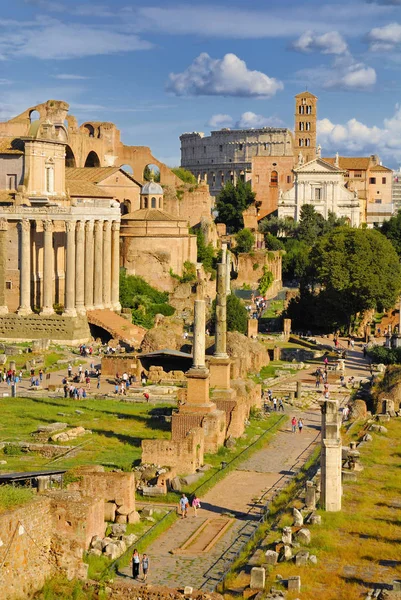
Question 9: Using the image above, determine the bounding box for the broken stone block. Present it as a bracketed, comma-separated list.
[295, 551, 309, 566]
[305, 481, 316, 510]
[265, 550, 279, 565]
[124, 534, 137, 547]
[115, 498, 124, 507]
[170, 476, 182, 492]
[250, 567, 266, 590]
[310, 515, 322, 526]
[379, 425, 388, 433]
[110, 524, 126, 537]
[309, 555, 318, 564]
[281, 526, 292, 545]
[288, 576, 301, 592]
[281, 545, 292, 561]
[35, 422, 68, 434]
[363, 434, 373, 442]
[116, 505, 130, 516]
[114, 539, 126, 554]
[127, 510, 140, 524]
[141, 507, 153, 518]
[89, 548, 102, 557]
[184, 586, 193, 595]
[90, 535, 103, 549]
[104, 502, 116, 522]
[293, 508, 303, 526]
[101, 537, 113, 549]
[115, 514, 127, 524]
[297, 528, 311, 545]
[104, 543, 120, 560]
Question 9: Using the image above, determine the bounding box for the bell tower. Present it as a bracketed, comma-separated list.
[294, 91, 318, 163]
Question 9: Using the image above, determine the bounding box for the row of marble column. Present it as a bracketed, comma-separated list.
[17, 218, 120, 317]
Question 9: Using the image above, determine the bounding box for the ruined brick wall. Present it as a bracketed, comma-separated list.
[171, 413, 203, 440]
[0, 498, 54, 600]
[233, 250, 282, 299]
[101, 355, 140, 377]
[141, 428, 204, 474]
[69, 469, 136, 515]
[163, 184, 212, 228]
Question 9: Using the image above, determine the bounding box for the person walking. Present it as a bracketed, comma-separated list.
[298, 418, 303, 433]
[68, 364, 72, 378]
[192, 494, 201, 517]
[131, 549, 140, 580]
[141, 554, 149, 581]
[179, 493, 189, 518]
[291, 416, 297, 433]
[278, 398, 284, 412]
[273, 397, 277, 411]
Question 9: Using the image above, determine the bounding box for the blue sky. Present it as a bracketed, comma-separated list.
[2, 0, 401, 167]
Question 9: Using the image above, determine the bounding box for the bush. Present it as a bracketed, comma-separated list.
[171, 167, 197, 184]
[259, 266, 274, 296]
[226, 294, 248, 334]
[367, 345, 401, 365]
[264, 233, 285, 251]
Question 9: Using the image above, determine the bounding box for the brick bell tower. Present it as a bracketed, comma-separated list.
[294, 91, 318, 163]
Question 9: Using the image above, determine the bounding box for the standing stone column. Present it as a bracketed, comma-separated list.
[192, 299, 206, 369]
[320, 399, 342, 512]
[214, 262, 228, 358]
[111, 221, 121, 311]
[75, 220, 86, 315]
[102, 220, 112, 309]
[84, 221, 94, 311]
[221, 242, 227, 265]
[93, 220, 103, 309]
[63, 221, 76, 317]
[225, 250, 231, 296]
[17, 219, 32, 316]
[41, 219, 54, 315]
[0, 219, 8, 315]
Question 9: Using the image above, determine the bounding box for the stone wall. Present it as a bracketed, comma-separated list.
[141, 427, 204, 474]
[226, 332, 270, 379]
[101, 355, 140, 377]
[163, 184, 212, 228]
[68, 468, 136, 516]
[233, 250, 282, 299]
[0, 313, 90, 345]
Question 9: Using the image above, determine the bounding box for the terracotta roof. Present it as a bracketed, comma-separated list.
[295, 91, 317, 98]
[122, 209, 180, 222]
[370, 165, 392, 172]
[66, 167, 140, 186]
[0, 137, 24, 155]
[324, 157, 371, 170]
[0, 190, 15, 202]
[67, 180, 113, 198]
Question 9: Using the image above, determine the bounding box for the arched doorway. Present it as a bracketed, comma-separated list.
[143, 164, 160, 182]
[65, 145, 76, 168]
[84, 151, 100, 168]
[29, 109, 40, 123]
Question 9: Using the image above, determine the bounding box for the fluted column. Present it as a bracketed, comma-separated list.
[75, 220, 85, 315]
[17, 219, 32, 316]
[84, 221, 94, 310]
[63, 221, 76, 317]
[111, 221, 121, 311]
[102, 220, 112, 308]
[41, 219, 54, 315]
[214, 262, 228, 358]
[93, 220, 103, 309]
[0, 219, 8, 315]
[226, 251, 231, 295]
[193, 299, 206, 369]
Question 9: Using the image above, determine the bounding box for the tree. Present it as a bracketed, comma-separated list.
[379, 210, 401, 257]
[195, 228, 216, 273]
[226, 294, 248, 334]
[215, 180, 255, 232]
[259, 216, 298, 238]
[234, 228, 255, 253]
[264, 233, 285, 251]
[297, 204, 325, 245]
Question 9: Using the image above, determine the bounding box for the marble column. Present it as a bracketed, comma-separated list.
[225, 251, 231, 296]
[320, 399, 342, 512]
[40, 219, 54, 315]
[0, 219, 8, 315]
[192, 299, 206, 369]
[102, 220, 112, 308]
[63, 221, 76, 317]
[17, 219, 32, 316]
[221, 242, 227, 265]
[93, 220, 103, 309]
[84, 221, 94, 310]
[214, 262, 228, 358]
[75, 220, 86, 315]
[111, 221, 121, 311]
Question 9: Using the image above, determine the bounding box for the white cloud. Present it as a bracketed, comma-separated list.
[167, 53, 283, 98]
[318, 104, 401, 163]
[0, 19, 152, 60]
[292, 30, 348, 55]
[368, 22, 401, 50]
[24, 0, 66, 12]
[237, 112, 286, 128]
[53, 74, 89, 80]
[207, 114, 233, 128]
[296, 57, 376, 91]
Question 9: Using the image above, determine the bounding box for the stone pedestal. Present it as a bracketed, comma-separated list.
[283, 318, 291, 340]
[247, 318, 258, 338]
[209, 356, 231, 390]
[182, 368, 214, 413]
[305, 480, 316, 510]
[250, 567, 265, 590]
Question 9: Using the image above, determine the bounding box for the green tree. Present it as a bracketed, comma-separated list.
[282, 239, 311, 280]
[264, 233, 285, 251]
[297, 204, 325, 244]
[378, 209, 401, 257]
[171, 167, 197, 184]
[119, 270, 174, 329]
[215, 180, 255, 232]
[211, 293, 248, 335]
[259, 216, 299, 238]
[234, 228, 255, 253]
[195, 228, 216, 273]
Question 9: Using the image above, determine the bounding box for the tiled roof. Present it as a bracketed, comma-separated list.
[370, 165, 393, 172]
[66, 167, 140, 186]
[67, 180, 112, 198]
[324, 157, 371, 170]
[122, 209, 179, 222]
[0, 137, 23, 155]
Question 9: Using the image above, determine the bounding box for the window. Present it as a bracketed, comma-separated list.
[221, 173, 224, 185]
[204, 146, 206, 154]
[5, 281, 12, 290]
[305, 122, 311, 131]
[219, 145, 223, 152]
[299, 139, 304, 147]
[239, 143, 243, 151]
[354, 171, 362, 178]
[192, 147, 195, 155]
[270, 171, 278, 186]
[299, 122, 304, 131]
[299, 106, 305, 115]
[151, 197, 157, 208]
[45, 166, 54, 194]
[306, 106, 312, 115]
[315, 188, 322, 200]
[143, 197, 148, 209]
[212, 174, 216, 185]
[6, 174, 17, 190]
[369, 177, 376, 184]
[305, 139, 311, 147]
[375, 199, 382, 204]
[344, 172, 349, 177]
[287, 175, 291, 184]
[382, 177, 387, 184]
[264, 143, 268, 150]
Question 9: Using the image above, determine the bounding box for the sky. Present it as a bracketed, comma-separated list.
[2, 0, 401, 168]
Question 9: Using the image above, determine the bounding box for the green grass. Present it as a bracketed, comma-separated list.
[0, 484, 35, 513]
[32, 576, 107, 600]
[0, 396, 171, 472]
[263, 299, 284, 319]
[251, 361, 298, 383]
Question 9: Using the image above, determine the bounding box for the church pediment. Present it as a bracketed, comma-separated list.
[295, 158, 342, 173]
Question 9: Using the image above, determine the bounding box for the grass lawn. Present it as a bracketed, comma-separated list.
[0, 485, 35, 513]
[251, 361, 299, 383]
[0, 396, 171, 472]
[225, 419, 401, 600]
[263, 299, 285, 319]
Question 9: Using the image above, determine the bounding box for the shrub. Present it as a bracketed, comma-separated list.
[235, 228, 255, 254]
[171, 167, 197, 184]
[259, 266, 274, 295]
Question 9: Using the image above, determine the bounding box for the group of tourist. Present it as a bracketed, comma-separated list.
[179, 493, 201, 518]
[130, 550, 149, 581]
[262, 389, 285, 412]
[291, 416, 303, 433]
[114, 371, 139, 395]
[62, 364, 101, 398]
[78, 344, 94, 357]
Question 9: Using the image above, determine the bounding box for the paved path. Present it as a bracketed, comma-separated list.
[120, 408, 321, 590]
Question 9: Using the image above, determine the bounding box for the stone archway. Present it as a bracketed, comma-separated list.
[65, 145, 76, 168]
[84, 151, 100, 168]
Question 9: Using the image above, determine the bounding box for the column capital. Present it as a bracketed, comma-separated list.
[76, 220, 85, 233]
[66, 220, 76, 233]
[94, 219, 104, 232]
[20, 219, 30, 233]
[111, 221, 120, 232]
[85, 220, 94, 232]
[0, 218, 8, 231]
[43, 219, 53, 232]
[103, 220, 112, 232]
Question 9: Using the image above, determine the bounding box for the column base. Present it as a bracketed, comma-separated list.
[112, 302, 121, 312]
[40, 307, 54, 316]
[103, 302, 112, 310]
[75, 306, 87, 316]
[94, 303, 104, 310]
[63, 308, 77, 317]
[17, 307, 32, 317]
[84, 304, 94, 311]
[0, 306, 8, 315]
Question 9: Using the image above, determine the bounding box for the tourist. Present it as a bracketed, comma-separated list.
[68, 364, 72, 378]
[85, 376, 90, 389]
[342, 406, 350, 422]
[273, 397, 277, 411]
[179, 493, 189, 518]
[142, 553, 149, 581]
[350, 338, 355, 350]
[278, 398, 284, 412]
[114, 382, 119, 394]
[298, 418, 303, 433]
[143, 391, 150, 402]
[39, 369, 43, 381]
[97, 374, 101, 389]
[192, 495, 201, 517]
[291, 416, 297, 433]
[131, 549, 140, 579]
[63, 383, 68, 398]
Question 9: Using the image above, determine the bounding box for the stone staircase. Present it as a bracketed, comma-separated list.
[86, 309, 146, 347]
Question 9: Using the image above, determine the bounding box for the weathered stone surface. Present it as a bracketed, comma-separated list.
[310, 515, 322, 526]
[170, 476, 182, 491]
[282, 545, 292, 561]
[250, 567, 266, 590]
[281, 527, 292, 545]
[141, 507, 153, 517]
[104, 502, 116, 522]
[115, 514, 127, 524]
[127, 510, 141, 524]
[297, 528, 311, 545]
[110, 524, 126, 537]
[309, 555, 318, 564]
[36, 422, 68, 434]
[104, 543, 120, 560]
[101, 537, 114, 549]
[0, 354, 7, 365]
[265, 550, 279, 565]
[88, 548, 102, 557]
[293, 508, 303, 527]
[124, 533, 137, 547]
[363, 433, 373, 442]
[116, 505, 130, 516]
[288, 576, 301, 592]
[184, 586, 193, 595]
[115, 498, 124, 507]
[295, 551, 309, 566]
